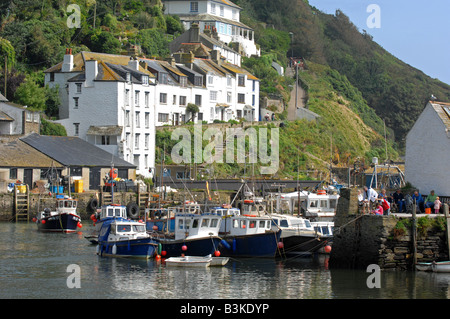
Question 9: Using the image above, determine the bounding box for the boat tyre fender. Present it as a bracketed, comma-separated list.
[127, 202, 140, 219]
[87, 198, 99, 213]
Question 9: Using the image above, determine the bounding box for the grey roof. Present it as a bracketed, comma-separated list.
[21, 133, 135, 168]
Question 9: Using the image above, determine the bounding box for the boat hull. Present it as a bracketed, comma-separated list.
[219, 231, 281, 258]
[416, 261, 450, 272]
[281, 235, 329, 255]
[97, 238, 158, 259]
[157, 236, 222, 258]
[37, 213, 80, 233]
[165, 256, 212, 267]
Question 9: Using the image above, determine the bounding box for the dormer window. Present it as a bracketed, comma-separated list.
[142, 75, 148, 85]
[126, 72, 131, 82]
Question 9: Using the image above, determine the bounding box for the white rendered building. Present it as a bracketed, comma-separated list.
[44, 51, 156, 177]
[163, 0, 260, 57]
[405, 101, 450, 196]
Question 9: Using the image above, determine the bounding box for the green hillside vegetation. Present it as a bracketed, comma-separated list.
[1, 0, 445, 180]
[235, 0, 450, 149]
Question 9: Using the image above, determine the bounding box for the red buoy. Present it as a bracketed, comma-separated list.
[181, 245, 187, 251]
[277, 242, 284, 249]
[161, 250, 167, 257]
[155, 254, 161, 260]
[214, 250, 221, 257]
[77, 222, 83, 228]
[152, 225, 158, 231]
[324, 245, 332, 253]
[41, 220, 46, 224]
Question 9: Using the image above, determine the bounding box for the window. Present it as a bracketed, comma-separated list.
[211, 3, 216, 14]
[238, 75, 245, 86]
[135, 90, 140, 106]
[101, 135, 110, 145]
[26, 112, 32, 122]
[236, 110, 242, 119]
[208, 75, 214, 85]
[160, 93, 167, 104]
[158, 113, 169, 122]
[237, 93, 245, 104]
[201, 218, 210, 228]
[142, 75, 148, 85]
[176, 171, 190, 180]
[160, 73, 168, 84]
[173, 95, 177, 105]
[210, 218, 218, 227]
[125, 89, 130, 106]
[135, 111, 140, 128]
[49, 72, 55, 82]
[194, 76, 203, 86]
[10, 168, 17, 179]
[125, 110, 130, 127]
[220, 5, 224, 16]
[252, 94, 255, 106]
[179, 96, 187, 106]
[232, 10, 237, 20]
[135, 133, 140, 149]
[76, 83, 82, 93]
[227, 75, 232, 87]
[145, 92, 149, 107]
[227, 92, 232, 103]
[70, 167, 82, 176]
[252, 80, 256, 91]
[145, 112, 150, 128]
[197, 112, 203, 121]
[210, 91, 218, 101]
[180, 77, 187, 87]
[195, 95, 202, 106]
[145, 133, 149, 150]
[74, 123, 80, 136]
[73, 97, 79, 109]
[190, 1, 198, 12]
[126, 73, 131, 82]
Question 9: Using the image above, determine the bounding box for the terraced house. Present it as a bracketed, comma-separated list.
[44, 48, 259, 177]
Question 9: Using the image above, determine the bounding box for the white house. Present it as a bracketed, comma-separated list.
[0, 92, 40, 135]
[44, 51, 156, 177]
[163, 0, 260, 57]
[405, 100, 450, 196]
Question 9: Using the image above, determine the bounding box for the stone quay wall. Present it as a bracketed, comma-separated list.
[329, 188, 449, 270]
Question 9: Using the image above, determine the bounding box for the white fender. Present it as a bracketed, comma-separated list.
[112, 244, 117, 255]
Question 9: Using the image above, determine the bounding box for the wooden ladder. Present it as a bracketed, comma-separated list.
[14, 185, 30, 222]
[137, 189, 150, 218]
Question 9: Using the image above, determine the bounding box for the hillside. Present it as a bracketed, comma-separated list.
[235, 0, 450, 150]
[0, 0, 441, 180]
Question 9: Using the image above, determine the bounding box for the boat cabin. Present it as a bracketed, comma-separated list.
[220, 215, 272, 236]
[209, 207, 241, 217]
[40, 197, 78, 218]
[311, 221, 334, 238]
[174, 213, 221, 240]
[99, 204, 128, 220]
[271, 214, 313, 230]
[106, 220, 149, 242]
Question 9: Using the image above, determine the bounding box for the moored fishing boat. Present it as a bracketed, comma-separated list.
[270, 213, 325, 255]
[216, 213, 282, 258]
[34, 196, 82, 233]
[96, 219, 158, 259]
[152, 212, 223, 258]
[85, 203, 129, 244]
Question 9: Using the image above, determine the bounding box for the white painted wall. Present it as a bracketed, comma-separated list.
[405, 102, 450, 196]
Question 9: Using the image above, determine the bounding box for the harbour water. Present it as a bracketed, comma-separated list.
[1, 222, 450, 300]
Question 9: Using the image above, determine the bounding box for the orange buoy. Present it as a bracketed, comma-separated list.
[324, 245, 332, 253]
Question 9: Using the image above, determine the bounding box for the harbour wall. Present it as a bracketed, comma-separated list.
[329, 188, 449, 270]
[0, 190, 232, 221]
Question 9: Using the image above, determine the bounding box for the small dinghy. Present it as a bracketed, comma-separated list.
[416, 261, 450, 273]
[165, 256, 212, 267]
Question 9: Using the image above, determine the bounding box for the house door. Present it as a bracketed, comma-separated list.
[89, 168, 101, 190]
[23, 169, 33, 189]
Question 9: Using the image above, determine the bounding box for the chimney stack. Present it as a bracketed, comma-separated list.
[62, 48, 73, 72]
[189, 23, 200, 43]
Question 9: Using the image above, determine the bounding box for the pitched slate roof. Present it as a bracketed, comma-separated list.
[21, 133, 135, 168]
[0, 138, 64, 168]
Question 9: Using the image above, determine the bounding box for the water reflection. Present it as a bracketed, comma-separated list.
[0, 223, 449, 299]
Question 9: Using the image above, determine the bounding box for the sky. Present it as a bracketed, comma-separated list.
[308, 0, 450, 85]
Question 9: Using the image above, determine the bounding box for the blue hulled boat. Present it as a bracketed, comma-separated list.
[85, 204, 129, 244]
[96, 219, 158, 259]
[210, 207, 282, 258]
[153, 212, 223, 258]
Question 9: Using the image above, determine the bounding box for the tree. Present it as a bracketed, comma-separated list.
[0, 37, 15, 70]
[14, 78, 46, 110]
[186, 103, 199, 122]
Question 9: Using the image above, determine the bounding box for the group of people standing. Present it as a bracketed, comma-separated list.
[359, 186, 443, 215]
